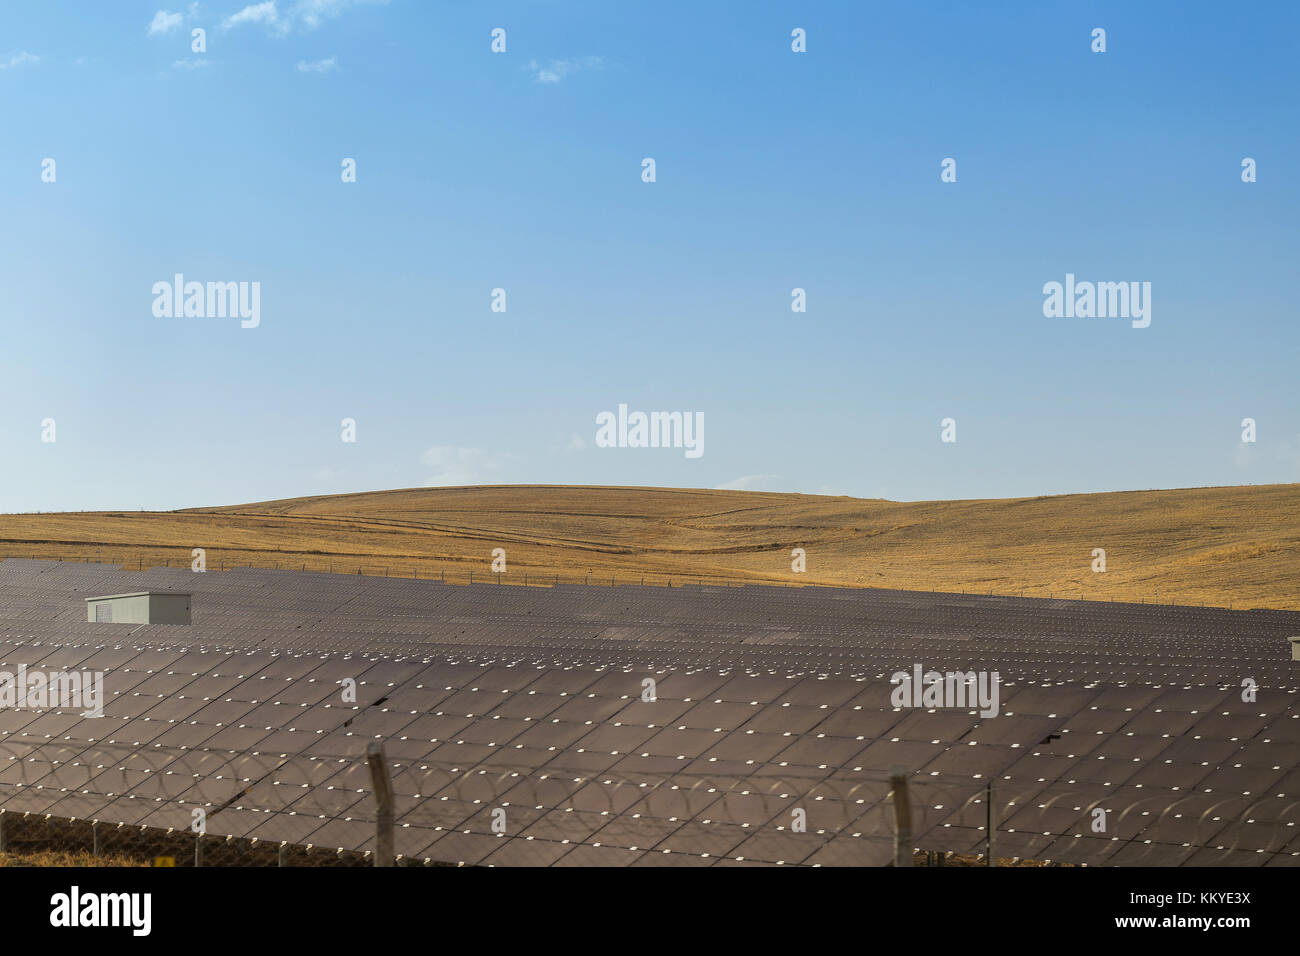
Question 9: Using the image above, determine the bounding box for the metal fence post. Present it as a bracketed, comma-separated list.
[366, 741, 395, 867]
[890, 767, 912, 867]
[986, 780, 996, 866]
[92, 820, 101, 857]
[195, 832, 204, 867]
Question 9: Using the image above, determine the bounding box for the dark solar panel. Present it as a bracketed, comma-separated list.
[0, 558, 1295, 866]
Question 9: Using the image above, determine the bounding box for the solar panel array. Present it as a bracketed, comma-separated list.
[0, 558, 1295, 866]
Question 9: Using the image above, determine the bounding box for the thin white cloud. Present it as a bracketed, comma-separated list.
[149, 10, 185, 34]
[295, 0, 384, 29]
[224, 0, 384, 34]
[172, 58, 211, 70]
[1234, 431, 1300, 478]
[421, 446, 509, 487]
[297, 55, 338, 73]
[223, 1, 285, 32]
[528, 55, 603, 84]
[0, 51, 39, 70]
[715, 474, 783, 491]
[812, 484, 853, 497]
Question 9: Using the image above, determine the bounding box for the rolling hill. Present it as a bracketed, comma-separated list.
[1, 483, 1297, 609]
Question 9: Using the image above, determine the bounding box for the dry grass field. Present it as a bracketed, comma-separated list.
[0, 850, 147, 868]
[0, 483, 1297, 609]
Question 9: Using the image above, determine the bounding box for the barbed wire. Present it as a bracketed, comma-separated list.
[1, 740, 1293, 866]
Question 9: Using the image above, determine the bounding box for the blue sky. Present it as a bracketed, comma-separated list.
[1, 0, 1297, 511]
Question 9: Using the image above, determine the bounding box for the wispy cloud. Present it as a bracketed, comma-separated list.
[149, 10, 185, 34]
[1234, 432, 1300, 478]
[421, 446, 510, 486]
[294, 0, 383, 29]
[527, 55, 603, 85]
[172, 58, 211, 70]
[0, 51, 39, 70]
[715, 474, 783, 492]
[224, 0, 385, 35]
[223, 1, 285, 32]
[296, 55, 339, 73]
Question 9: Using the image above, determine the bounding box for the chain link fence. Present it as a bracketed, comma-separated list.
[2, 740, 1293, 867]
[2, 551, 1210, 603]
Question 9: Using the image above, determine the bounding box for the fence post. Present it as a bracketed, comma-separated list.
[986, 780, 996, 866]
[0, 810, 6, 852]
[194, 832, 204, 867]
[92, 820, 101, 857]
[890, 767, 912, 867]
[278, 842, 288, 867]
[366, 741, 395, 867]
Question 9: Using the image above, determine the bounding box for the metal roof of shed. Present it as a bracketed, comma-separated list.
[84, 591, 192, 602]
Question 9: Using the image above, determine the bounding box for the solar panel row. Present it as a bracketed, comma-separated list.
[0, 558, 1295, 866]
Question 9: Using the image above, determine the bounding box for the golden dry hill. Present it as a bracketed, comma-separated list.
[0, 483, 1297, 609]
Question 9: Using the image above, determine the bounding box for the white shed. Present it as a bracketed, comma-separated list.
[85, 591, 192, 625]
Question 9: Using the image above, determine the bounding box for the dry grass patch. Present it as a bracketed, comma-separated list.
[1, 483, 1297, 609]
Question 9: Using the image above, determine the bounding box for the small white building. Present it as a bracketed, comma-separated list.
[85, 591, 192, 625]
